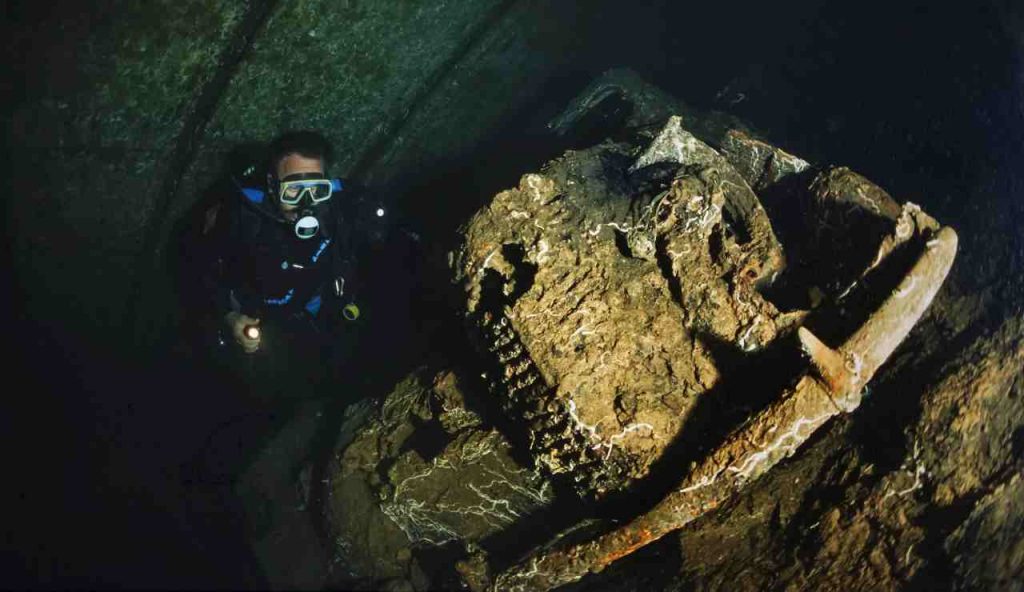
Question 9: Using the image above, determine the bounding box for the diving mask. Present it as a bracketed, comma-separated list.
[277, 173, 340, 206]
[273, 173, 344, 240]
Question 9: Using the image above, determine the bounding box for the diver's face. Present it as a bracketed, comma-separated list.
[274, 153, 325, 221]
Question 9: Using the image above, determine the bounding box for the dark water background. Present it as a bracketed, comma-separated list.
[4, 0, 1022, 588]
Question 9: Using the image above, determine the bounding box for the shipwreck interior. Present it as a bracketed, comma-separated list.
[4, 0, 1024, 589]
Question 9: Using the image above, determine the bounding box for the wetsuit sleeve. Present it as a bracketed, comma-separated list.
[203, 189, 250, 317]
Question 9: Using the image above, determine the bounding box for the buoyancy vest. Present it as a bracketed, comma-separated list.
[229, 181, 345, 318]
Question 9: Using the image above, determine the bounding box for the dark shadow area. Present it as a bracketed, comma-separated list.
[654, 234, 685, 305]
[904, 486, 1006, 591]
[3, 137, 270, 585]
[388, 71, 600, 254]
[4, 319, 270, 589]
[500, 243, 538, 304]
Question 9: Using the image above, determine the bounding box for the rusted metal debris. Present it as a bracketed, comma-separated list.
[479, 225, 958, 591]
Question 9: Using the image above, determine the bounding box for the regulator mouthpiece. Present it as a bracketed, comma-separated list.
[294, 213, 320, 239]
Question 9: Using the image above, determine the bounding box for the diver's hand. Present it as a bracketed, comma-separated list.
[225, 311, 261, 353]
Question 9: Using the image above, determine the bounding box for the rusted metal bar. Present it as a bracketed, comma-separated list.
[485, 227, 957, 591]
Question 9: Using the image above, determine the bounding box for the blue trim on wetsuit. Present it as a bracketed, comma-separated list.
[242, 187, 265, 204]
[305, 294, 322, 316]
[312, 238, 331, 263]
[266, 288, 294, 306]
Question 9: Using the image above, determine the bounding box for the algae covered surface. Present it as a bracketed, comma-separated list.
[195, 0, 506, 173]
[8, 0, 247, 337]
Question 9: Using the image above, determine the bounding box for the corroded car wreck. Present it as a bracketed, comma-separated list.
[321, 74, 962, 591]
[453, 115, 955, 590]
[456, 116, 805, 503]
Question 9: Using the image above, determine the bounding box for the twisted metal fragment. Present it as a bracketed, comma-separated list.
[484, 226, 957, 591]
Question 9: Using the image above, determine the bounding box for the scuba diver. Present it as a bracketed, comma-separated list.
[196, 130, 386, 397]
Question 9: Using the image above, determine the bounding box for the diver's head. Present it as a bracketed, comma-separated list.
[267, 131, 334, 239]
